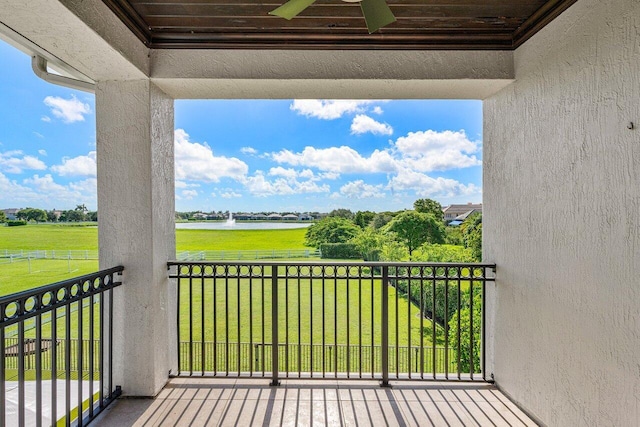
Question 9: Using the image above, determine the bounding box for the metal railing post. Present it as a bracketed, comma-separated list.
[380, 265, 390, 387]
[270, 265, 280, 386]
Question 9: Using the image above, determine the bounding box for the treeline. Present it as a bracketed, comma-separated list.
[304, 198, 482, 263]
[0, 205, 97, 225]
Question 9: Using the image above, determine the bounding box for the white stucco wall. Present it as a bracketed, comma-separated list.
[96, 80, 176, 396]
[484, 0, 640, 425]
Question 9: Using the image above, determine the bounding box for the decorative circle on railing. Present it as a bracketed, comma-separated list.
[179, 265, 190, 276]
[239, 265, 251, 277]
[57, 288, 67, 302]
[251, 265, 263, 276]
[286, 266, 298, 276]
[42, 291, 53, 307]
[70, 284, 80, 297]
[4, 302, 19, 319]
[192, 265, 202, 276]
[83, 280, 91, 293]
[299, 265, 311, 277]
[203, 265, 214, 276]
[104, 275, 111, 286]
[24, 296, 37, 313]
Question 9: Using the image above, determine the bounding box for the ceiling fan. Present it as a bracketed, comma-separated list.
[269, 0, 396, 34]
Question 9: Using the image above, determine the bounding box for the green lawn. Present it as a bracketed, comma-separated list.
[0, 224, 308, 251]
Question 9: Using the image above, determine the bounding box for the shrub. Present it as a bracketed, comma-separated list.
[319, 243, 361, 259]
[6, 220, 27, 227]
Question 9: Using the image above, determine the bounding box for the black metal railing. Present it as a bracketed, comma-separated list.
[0, 266, 124, 427]
[168, 261, 495, 386]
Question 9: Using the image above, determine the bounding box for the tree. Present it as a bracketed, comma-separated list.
[46, 210, 58, 222]
[354, 210, 375, 229]
[461, 212, 482, 261]
[371, 212, 393, 229]
[413, 198, 444, 222]
[304, 217, 360, 248]
[87, 211, 98, 222]
[384, 211, 445, 258]
[16, 207, 47, 222]
[449, 291, 482, 373]
[350, 227, 387, 260]
[0, 211, 6, 223]
[327, 209, 354, 220]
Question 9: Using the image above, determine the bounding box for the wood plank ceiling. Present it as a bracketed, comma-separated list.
[101, 0, 578, 50]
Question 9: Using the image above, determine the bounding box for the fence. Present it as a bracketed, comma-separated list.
[0, 249, 98, 264]
[168, 261, 495, 385]
[0, 266, 124, 427]
[176, 249, 320, 261]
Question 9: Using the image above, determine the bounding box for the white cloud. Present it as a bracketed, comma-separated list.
[33, 132, 44, 139]
[1, 172, 96, 208]
[181, 189, 198, 200]
[350, 114, 393, 136]
[221, 191, 242, 199]
[241, 171, 329, 197]
[38, 149, 47, 156]
[271, 146, 398, 174]
[43, 95, 91, 123]
[394, 130, 481, 171]
[338, 180, 385, 199]
[240, 147, 258, 155]
[41, 116, 51, 123]
[175, 180, 200, 189]
[174, 129, 248, 183]
[0, 151, 47, 174]
[388, 169, 480, 198]
[51, 151, 97, 177]
[372, 106, 384, 115]
[290, 100, 376, 120]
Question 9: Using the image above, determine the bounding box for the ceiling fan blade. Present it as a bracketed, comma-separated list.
[360, 0, 396, 33]
[269, 0, 317, 20]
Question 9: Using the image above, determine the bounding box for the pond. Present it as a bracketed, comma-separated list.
[175, 222, 313, 230]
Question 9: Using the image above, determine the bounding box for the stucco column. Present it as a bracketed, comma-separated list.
[95, 80, 176, 396]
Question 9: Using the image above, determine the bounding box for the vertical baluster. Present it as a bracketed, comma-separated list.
[249, 265, 254, 376]
[78, 294, 84, 427]
[225, 265, 229, 375]
[469, 277, 475, 380]
[334, 268, 338, 377]
[432, 269, 436, 379]
[321, 266, 325, 378]
[444, 268, 449, 380]
[457, 267, 462, 380]
[213, 266, 218, 376]
[201, 265, 206, 375]
[380, 266, 389, 387]
[297, 266, 302, 377]
[189, 265, 194, 375]
[237, 265, 241, 375]
[270, 265, 280, 386]
[420, 267, 424, 379]
[0, 327, 5, 427]
[89, 291, 95, 419]
[36, 312, 42, 427]
[65, 295, 71, 427]
[285, 265, 289, 377]
[18, 319, 25, 427]
[176, 266, 182, 375]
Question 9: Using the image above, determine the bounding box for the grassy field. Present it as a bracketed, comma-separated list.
[0, 224, 308, 251]
[0, 224, 310, 295]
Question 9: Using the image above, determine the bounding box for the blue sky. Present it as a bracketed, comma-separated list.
[0, 39, 483, 213]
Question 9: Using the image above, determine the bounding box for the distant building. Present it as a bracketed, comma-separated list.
[299, 214, 314, 221]
[442, 203, 482, 223]
[267, 213, 282, 220]
[1, 208, 21, 220]
[251, 213, 268, 221]
[282, 214, 298, 221]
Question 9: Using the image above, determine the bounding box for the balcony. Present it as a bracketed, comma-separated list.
[0, 261, 537, 426]
[0, 261, 530, 426]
